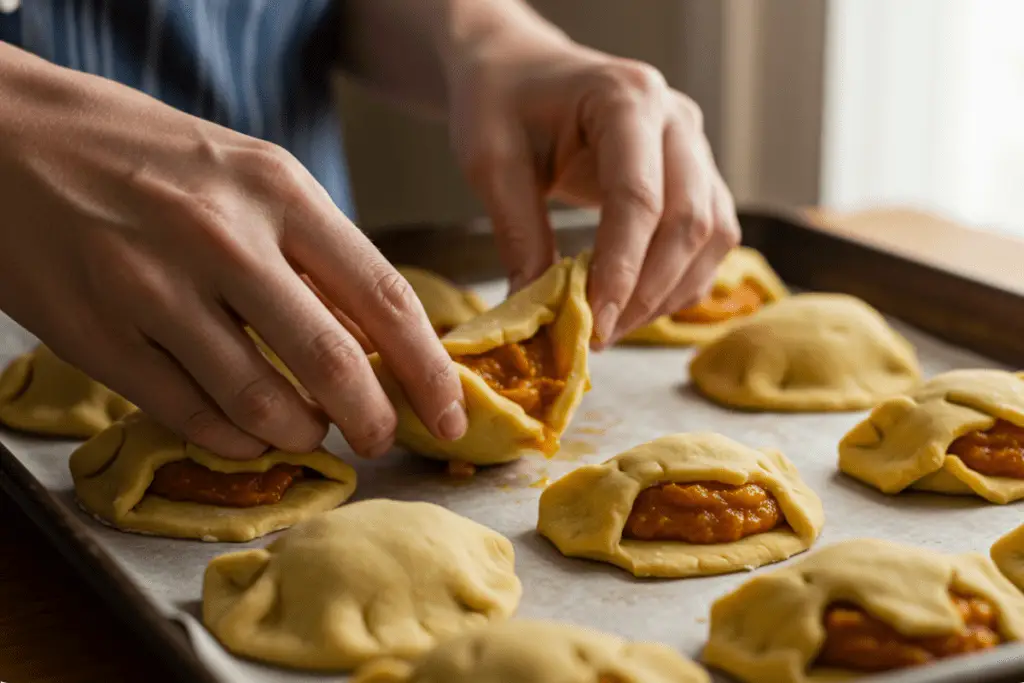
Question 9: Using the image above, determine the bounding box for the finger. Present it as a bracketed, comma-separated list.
[585, 97, 666, 345]
[223, 257, 401, 458]
[300, 272, 374, 353]
[141, 295, 329, 453]
[463, 121, 557, 293]
[606, 121, 715, 344]
[283, 198, 468, 444]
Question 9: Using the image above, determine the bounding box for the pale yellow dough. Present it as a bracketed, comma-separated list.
[70, 412, 356, 542]
[537, 433, 824, 578]
[371, 253, 592, 465]
[0, 345, 135, 437]
[703, 538, 1024, 683]
[992, 524, 1024, 592]
[352, 619, 709, 683]
[689, 293, 921, 412]
[622, 247, 789, 346]
[839, 369, 1024, 504]
[396, 266, 489, 333]
[203, 499, 522, 671]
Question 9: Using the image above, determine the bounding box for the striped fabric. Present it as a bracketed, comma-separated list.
[0, 0, 356, 217]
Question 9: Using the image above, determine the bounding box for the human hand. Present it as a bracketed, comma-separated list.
[0, 45, 467, 459]
[449, 36, 740, 348]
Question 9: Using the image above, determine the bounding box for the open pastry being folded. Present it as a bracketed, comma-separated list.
[0, 344, 135, 437]
[372, 253, 592, 465]
[70, 412, 356, 542]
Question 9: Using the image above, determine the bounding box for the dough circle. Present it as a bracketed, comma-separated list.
[203, 499, 522, 671]
[839, 369, 1024, 503]
[70, 411, 357, 542]
[0, 345, 135, 437]
[992, 524, 1024, 592]
[622, 247, 788, 346]
[396, 266, 489, 333]
[352, 619, 709, 683]
[689, 293, 921, 412]
[372, 253, 592, 465]
[703, 538, 1024, 683]
[537, 432, 824, 578]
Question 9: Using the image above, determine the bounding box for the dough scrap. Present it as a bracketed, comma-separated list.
[838, 369, 1024, 503]
[992, 524, 1024, 592]
[0, 345, 135, 437]
[689, 293, 921, 412]
[703, 538, 1024, 683]
[623, 247, 788, 346]
[352, 619, 709, 683]
[537, 432, 824, 578]
[70, 412, 356, 541]
[396, 266, 489, 334]
[203, 499, 522, 671]
[371, 253, 592, 465]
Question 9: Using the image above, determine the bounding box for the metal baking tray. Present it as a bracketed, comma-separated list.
[3, 208, 1024, 683]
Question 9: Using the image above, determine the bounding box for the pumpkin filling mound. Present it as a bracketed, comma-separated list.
[816, 593, 1001, 673]
[948, 419, 1024, 479]
[671, 280, 766, 324]
[623, 481, 782, 544]
[148, 460, 311, 507]
[452, 327, 565, 420]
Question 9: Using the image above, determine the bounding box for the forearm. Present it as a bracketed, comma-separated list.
[340, 0, 571, 114]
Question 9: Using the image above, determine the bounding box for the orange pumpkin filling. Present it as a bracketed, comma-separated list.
[671, 280, 766, 324]
[623, 481, 782, 544]
[948, 419, 1024, 479]
[148, 460, 308, 507]
[816, 593, 1001, 672]
[452, 327, 565, 421]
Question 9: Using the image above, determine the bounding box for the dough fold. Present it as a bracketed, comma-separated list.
[396, 266, 488, 334]
[992, 524, 1024, 592]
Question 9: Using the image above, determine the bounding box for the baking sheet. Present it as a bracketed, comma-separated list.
[3, 278, 1024, 683]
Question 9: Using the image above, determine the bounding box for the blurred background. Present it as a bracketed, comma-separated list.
[337, 0, 1024, 238]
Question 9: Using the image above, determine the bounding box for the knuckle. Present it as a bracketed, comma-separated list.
[613, 181, 663, 221]
[229, 375, 287, 428]
[597, 257, 643, 304]
[425, 354, 459, 393]
[612, 60, 668, 100]
[249, 143, 305, 196]
[180, 407, 228, 445]
[459, 134, 518, 187]
[368, 267, 418, 320]
[306, 329, 366, 381]
[675, 93, 705, 130]
[350, 412, 397, 450]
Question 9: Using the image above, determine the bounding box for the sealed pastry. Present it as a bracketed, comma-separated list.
[703, 538, 1024, 682]
[203, 499, 522, 671]
[992, 524, 1024, 592]
[839, 369, 1024, 504]
[70, 411, 356, 542]
[372, 253, 592, 465]
[689, 293, 920, 412]
[397, 266, 488, 336]
[537, 432, 824, 578]
[0, 344, 135, 437]
[623, 247, 788, 346]
[352, 619, 709, 683]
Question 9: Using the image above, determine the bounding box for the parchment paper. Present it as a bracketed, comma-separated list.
[2, 280, 1023, 683]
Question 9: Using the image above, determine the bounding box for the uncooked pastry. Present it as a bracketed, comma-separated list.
[70, 411, 356, 541]
[839, 369, 1024, 504]
[703, 538, 1024, 683]
[0, 344, 135, 437]
[622, 247, 788, 346]
[537, 432, 824, 578]
[689, 293, 921, 412]
[351, 619, 709, 683]
[397, 266, 489, 335]
[371, 253, 592, 465]
[992, 524, 1024, 592]
[203, 499, 522, 671]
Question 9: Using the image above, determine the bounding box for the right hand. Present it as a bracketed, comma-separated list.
[0, 45, 467, 459]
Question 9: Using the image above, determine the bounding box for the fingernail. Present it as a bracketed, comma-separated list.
[437, 400, 468, 441]
[594, 303, 620, 344]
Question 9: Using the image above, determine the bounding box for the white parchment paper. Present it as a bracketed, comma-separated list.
[2, 280, 1023, 683]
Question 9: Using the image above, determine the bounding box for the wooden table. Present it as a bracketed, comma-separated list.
[0, 207, 1019, 683]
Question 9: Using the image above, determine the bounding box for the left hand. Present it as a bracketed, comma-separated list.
[449, 36, 740, 348]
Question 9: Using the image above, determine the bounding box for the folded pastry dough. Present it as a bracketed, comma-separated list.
[372, 253, 592, 465]
[622, 247, 788, 346]
[203, 499, 522, 671]
[353, 619, 709, 683]
[839, 369, 1024, 504]
[70, 411, 356, 542]
[689, 293, 921, 412]
[703, 538, 1024, 683]
[992, 524, 1024, 592]
[397, 266, 488, 336]
[537, 433, 824, 578]
[0, 345, 135, 437]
